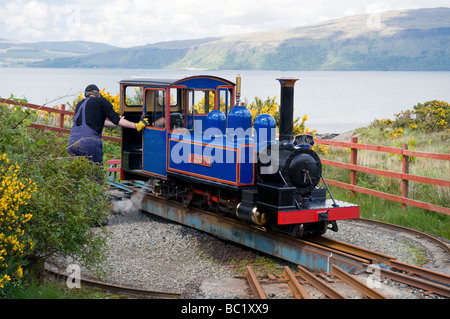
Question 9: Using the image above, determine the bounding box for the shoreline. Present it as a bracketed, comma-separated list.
[314, 130, 356, 141]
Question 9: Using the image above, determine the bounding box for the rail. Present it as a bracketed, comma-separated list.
[244, 264, 388, 299]
[44, 262, 181, 299]
[315, 137, 449, 216]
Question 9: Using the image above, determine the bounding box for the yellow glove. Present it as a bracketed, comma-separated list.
[135, 117, 150, 132]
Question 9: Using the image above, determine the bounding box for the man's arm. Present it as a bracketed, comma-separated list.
[118, 117, 139, 129]
[104, 116, 140, 129]
[101, 98, 147, 131]
[104, 119, 117, 128]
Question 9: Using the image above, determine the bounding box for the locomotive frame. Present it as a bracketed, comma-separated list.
[118, 75, 359, 237]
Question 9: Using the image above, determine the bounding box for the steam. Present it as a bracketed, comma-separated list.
[113, 187, 146, 214]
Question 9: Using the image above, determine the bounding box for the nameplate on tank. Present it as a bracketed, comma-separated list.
[188, 154, 212, 167]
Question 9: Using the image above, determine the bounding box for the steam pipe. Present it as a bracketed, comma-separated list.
[235, 74, 242, 104]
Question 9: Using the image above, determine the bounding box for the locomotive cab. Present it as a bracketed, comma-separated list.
[119, 76, 236, 181]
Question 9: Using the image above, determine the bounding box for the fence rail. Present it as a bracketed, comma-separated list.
[0, 99, 121, 142]
[2, 98, 448, 216]
[315, 137, 449, 216]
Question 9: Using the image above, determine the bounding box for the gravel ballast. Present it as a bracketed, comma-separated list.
[65, 189, 449, 299]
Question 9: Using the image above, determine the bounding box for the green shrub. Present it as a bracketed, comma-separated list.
[0, 98, 110, 281]
[23, 155, 110, 273]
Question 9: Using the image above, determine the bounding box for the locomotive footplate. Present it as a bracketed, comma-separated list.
[254, 183, 360, 226]
[275, 199, 360, 225]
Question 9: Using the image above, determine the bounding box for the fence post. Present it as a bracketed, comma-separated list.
[350, 136, 358, 197]
[58, 104, 65, 138]
[402, 144, 410, 210]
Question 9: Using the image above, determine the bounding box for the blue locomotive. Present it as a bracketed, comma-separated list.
[118, 75, 359, 237]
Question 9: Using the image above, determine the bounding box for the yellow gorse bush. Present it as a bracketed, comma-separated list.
[100, 89, 121, 114]
[370, 100, 449, 142]
[413, 100, 449, 132]
[0, 154, 36, 289]
[390, 128, 404, 140]
[395, 100, 449, 132]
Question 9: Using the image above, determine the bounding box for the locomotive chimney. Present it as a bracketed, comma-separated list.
[277, 78, 298, 146]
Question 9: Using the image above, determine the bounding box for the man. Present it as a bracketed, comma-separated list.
[67, 84, 149, 164]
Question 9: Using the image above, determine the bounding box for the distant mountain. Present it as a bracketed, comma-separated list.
[19, 8, 450, 70]
[0, 40, 117, 67]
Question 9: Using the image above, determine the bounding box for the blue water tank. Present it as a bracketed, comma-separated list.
[254, 114, 276, 145]
[227, 105, 252, 132]
[206, 110, 226, 136]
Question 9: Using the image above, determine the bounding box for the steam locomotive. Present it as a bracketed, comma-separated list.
[118, 75, 359, 237]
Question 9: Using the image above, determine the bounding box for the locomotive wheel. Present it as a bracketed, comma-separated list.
[181, 193, 191, 207]
[291, 224, 305, 238]
[272, 223, 305, 238]
[317, 222, 328, 236]
[309, 222, 328, 236]
[301, 222, 329, 237]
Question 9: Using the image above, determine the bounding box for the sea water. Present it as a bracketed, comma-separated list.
[1, 68, 449, 133]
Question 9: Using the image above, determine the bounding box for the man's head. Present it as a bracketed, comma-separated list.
[85, 84, 100, 98]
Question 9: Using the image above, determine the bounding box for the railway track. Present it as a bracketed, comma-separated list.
[303, 234, 450, 298]
[242, 235, 450, 299]
[243, 260, 450, 299]
[107, 180, 450, 299]
[356, 218, 450, 255]
[44, 262, 181, 299]
[373, 260, 450, 298]
[244, 264, 389, 299]
[305, 236, 395, 266]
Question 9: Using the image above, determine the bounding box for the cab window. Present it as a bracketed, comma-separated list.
[218, 88, 231, 114]
[169, 88, 179, 108]
[124, 86, 143, 107]
[145, 89, 165, 128]
[192, 90, 215, 114]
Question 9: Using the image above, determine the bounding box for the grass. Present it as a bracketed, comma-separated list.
[3, 277, 115, 299]
[327, 186, 449, 239]
[230, 255, 294, 276]
[320, 125, 450, 239]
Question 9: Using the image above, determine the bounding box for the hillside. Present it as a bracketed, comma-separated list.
[0, 40, 117, 67]
[20, 8, 450, 70]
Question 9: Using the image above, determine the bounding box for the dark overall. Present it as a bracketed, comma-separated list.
[67, 98, 103, 164]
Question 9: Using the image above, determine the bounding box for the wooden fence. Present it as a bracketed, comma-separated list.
[0, 99, 121, 143]
[315, 137, 449, 216]
[2, 98, 449, 216]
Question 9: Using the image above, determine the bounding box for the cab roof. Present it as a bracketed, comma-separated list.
[120, 75, 235, 89]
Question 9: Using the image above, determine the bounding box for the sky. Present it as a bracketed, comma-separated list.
[0, 0, 449, 48]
